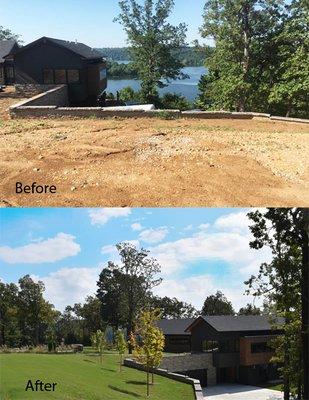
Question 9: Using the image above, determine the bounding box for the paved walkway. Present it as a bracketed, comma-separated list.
[203, 384, 284, 400]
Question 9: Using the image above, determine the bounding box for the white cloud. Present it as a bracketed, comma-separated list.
[198, 223, 210, 231]
[153, 274, 262, 312]
[214, 211, 250, 234]
[131, 223, 143, 231]
[150, 229, 271, 276]
[32, 267, 101, 311]
[139, 227, 169, 244]
[89, 208, 131, 225]
[0, 233, 80, 264]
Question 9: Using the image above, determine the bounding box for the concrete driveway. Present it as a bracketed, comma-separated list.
[203, 384, 283, 400]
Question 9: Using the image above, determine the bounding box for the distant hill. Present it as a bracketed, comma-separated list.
[96, 46, 213, 67]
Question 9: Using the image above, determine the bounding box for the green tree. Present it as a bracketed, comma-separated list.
[91, 329, 107, 364]
[130, 309, 165, 397]
[115, 330, 127, 371]
[97, 242, 162, 353]
[116, 0, 187, 103]
[149, 296, 198, 318]
[197, 0, 285, 112]
[17, 275, 57, 346]
[0, 26, 20, 41]
[246, 208, 308, 400]
[0, 282, 20, 347]
[238, 303, 261, 316]
[201, 291, 235, 316]
[269, 0, 309, 118]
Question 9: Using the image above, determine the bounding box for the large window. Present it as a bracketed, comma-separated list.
[43, 69, 54, 84]
[100, 67, 107, 80]
[251, 342, 272, 354]
[169, 337, 190, 346]
[67, 69, 80, 83]
[43, 69, 80, 84]
[202, 340, 219, 352]
[5, 67, 14, 78]
[54, 69, 66, 84]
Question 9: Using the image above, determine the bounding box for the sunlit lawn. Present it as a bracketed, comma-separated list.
[0, 352, 195, 400]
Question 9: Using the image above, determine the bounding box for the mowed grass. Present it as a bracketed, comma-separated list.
[0, 353, 195, 400]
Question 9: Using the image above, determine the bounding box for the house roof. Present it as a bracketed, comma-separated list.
[11, 37, 104, 61]
[0, 40, 18, 63]
[157, 318, 195, 335]
[185, 315, 284, 333]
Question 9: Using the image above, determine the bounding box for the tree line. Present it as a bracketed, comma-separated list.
[98, 45, 213, 67]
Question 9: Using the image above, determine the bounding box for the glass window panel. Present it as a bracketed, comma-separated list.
[43, 69, 54, 84]
[54, 69, 66, 84]
[67, 69, 80, 83]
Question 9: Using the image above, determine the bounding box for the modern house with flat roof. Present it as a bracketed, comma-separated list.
[0, 40, 19, 85]
[158, 315, 283, 387]
[8, 36, 107, 104]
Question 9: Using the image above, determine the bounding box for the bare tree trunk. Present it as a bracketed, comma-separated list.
[240, 2, 250, 113]
[147, 365, 150, 397]
[283, 326, 290, 400]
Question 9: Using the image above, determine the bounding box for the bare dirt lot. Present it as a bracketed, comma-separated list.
[0, 90, 308, 207]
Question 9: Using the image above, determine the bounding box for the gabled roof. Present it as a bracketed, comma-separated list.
[0, 40, 18, 63]
[185, 315, 284, 333]
[12, 37, 104, 60]
[157, 318, 195, 335]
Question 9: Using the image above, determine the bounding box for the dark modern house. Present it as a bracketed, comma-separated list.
[157, 318, 195, 353]
[0, 40, 19, 85]
[8, 36, 107, 104]
[158, 315, 283, 387]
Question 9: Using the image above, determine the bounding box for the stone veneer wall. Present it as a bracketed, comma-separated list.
[160, 353, 217, 386]
[123, 358, 204, 400]
[9, 86, 309, 123]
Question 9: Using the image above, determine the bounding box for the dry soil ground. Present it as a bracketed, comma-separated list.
[0, 88, 308, 207]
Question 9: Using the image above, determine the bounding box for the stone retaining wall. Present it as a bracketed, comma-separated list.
[124, 358, 204, 400]
[9, 86, 309, 123]
[161, 353, 216, 386]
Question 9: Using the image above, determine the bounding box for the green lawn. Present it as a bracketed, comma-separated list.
[0, 353, 195, 400]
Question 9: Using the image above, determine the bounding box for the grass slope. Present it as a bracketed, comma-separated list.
[0, 353, 194, 400]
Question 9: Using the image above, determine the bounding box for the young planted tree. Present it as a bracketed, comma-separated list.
[115, 330, 127, 372]
[130, 309, 165, 397]
[115, 0, 187, 104]
[91, 330, 106, 364]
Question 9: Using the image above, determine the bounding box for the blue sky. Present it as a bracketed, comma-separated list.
[0, 208, 271, 312]
[1, 0, 207, 47]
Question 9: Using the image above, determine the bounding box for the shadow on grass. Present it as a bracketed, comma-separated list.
[109, 385, 142, 397]
[126, 381, 147, 386]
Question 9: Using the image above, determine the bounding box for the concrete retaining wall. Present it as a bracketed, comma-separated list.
[124, 358, 204, 400]
[12, 86, 68, 109]
[15, 84, 60, 97]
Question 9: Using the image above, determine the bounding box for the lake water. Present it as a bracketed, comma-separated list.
[107, 66, 207, 102]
